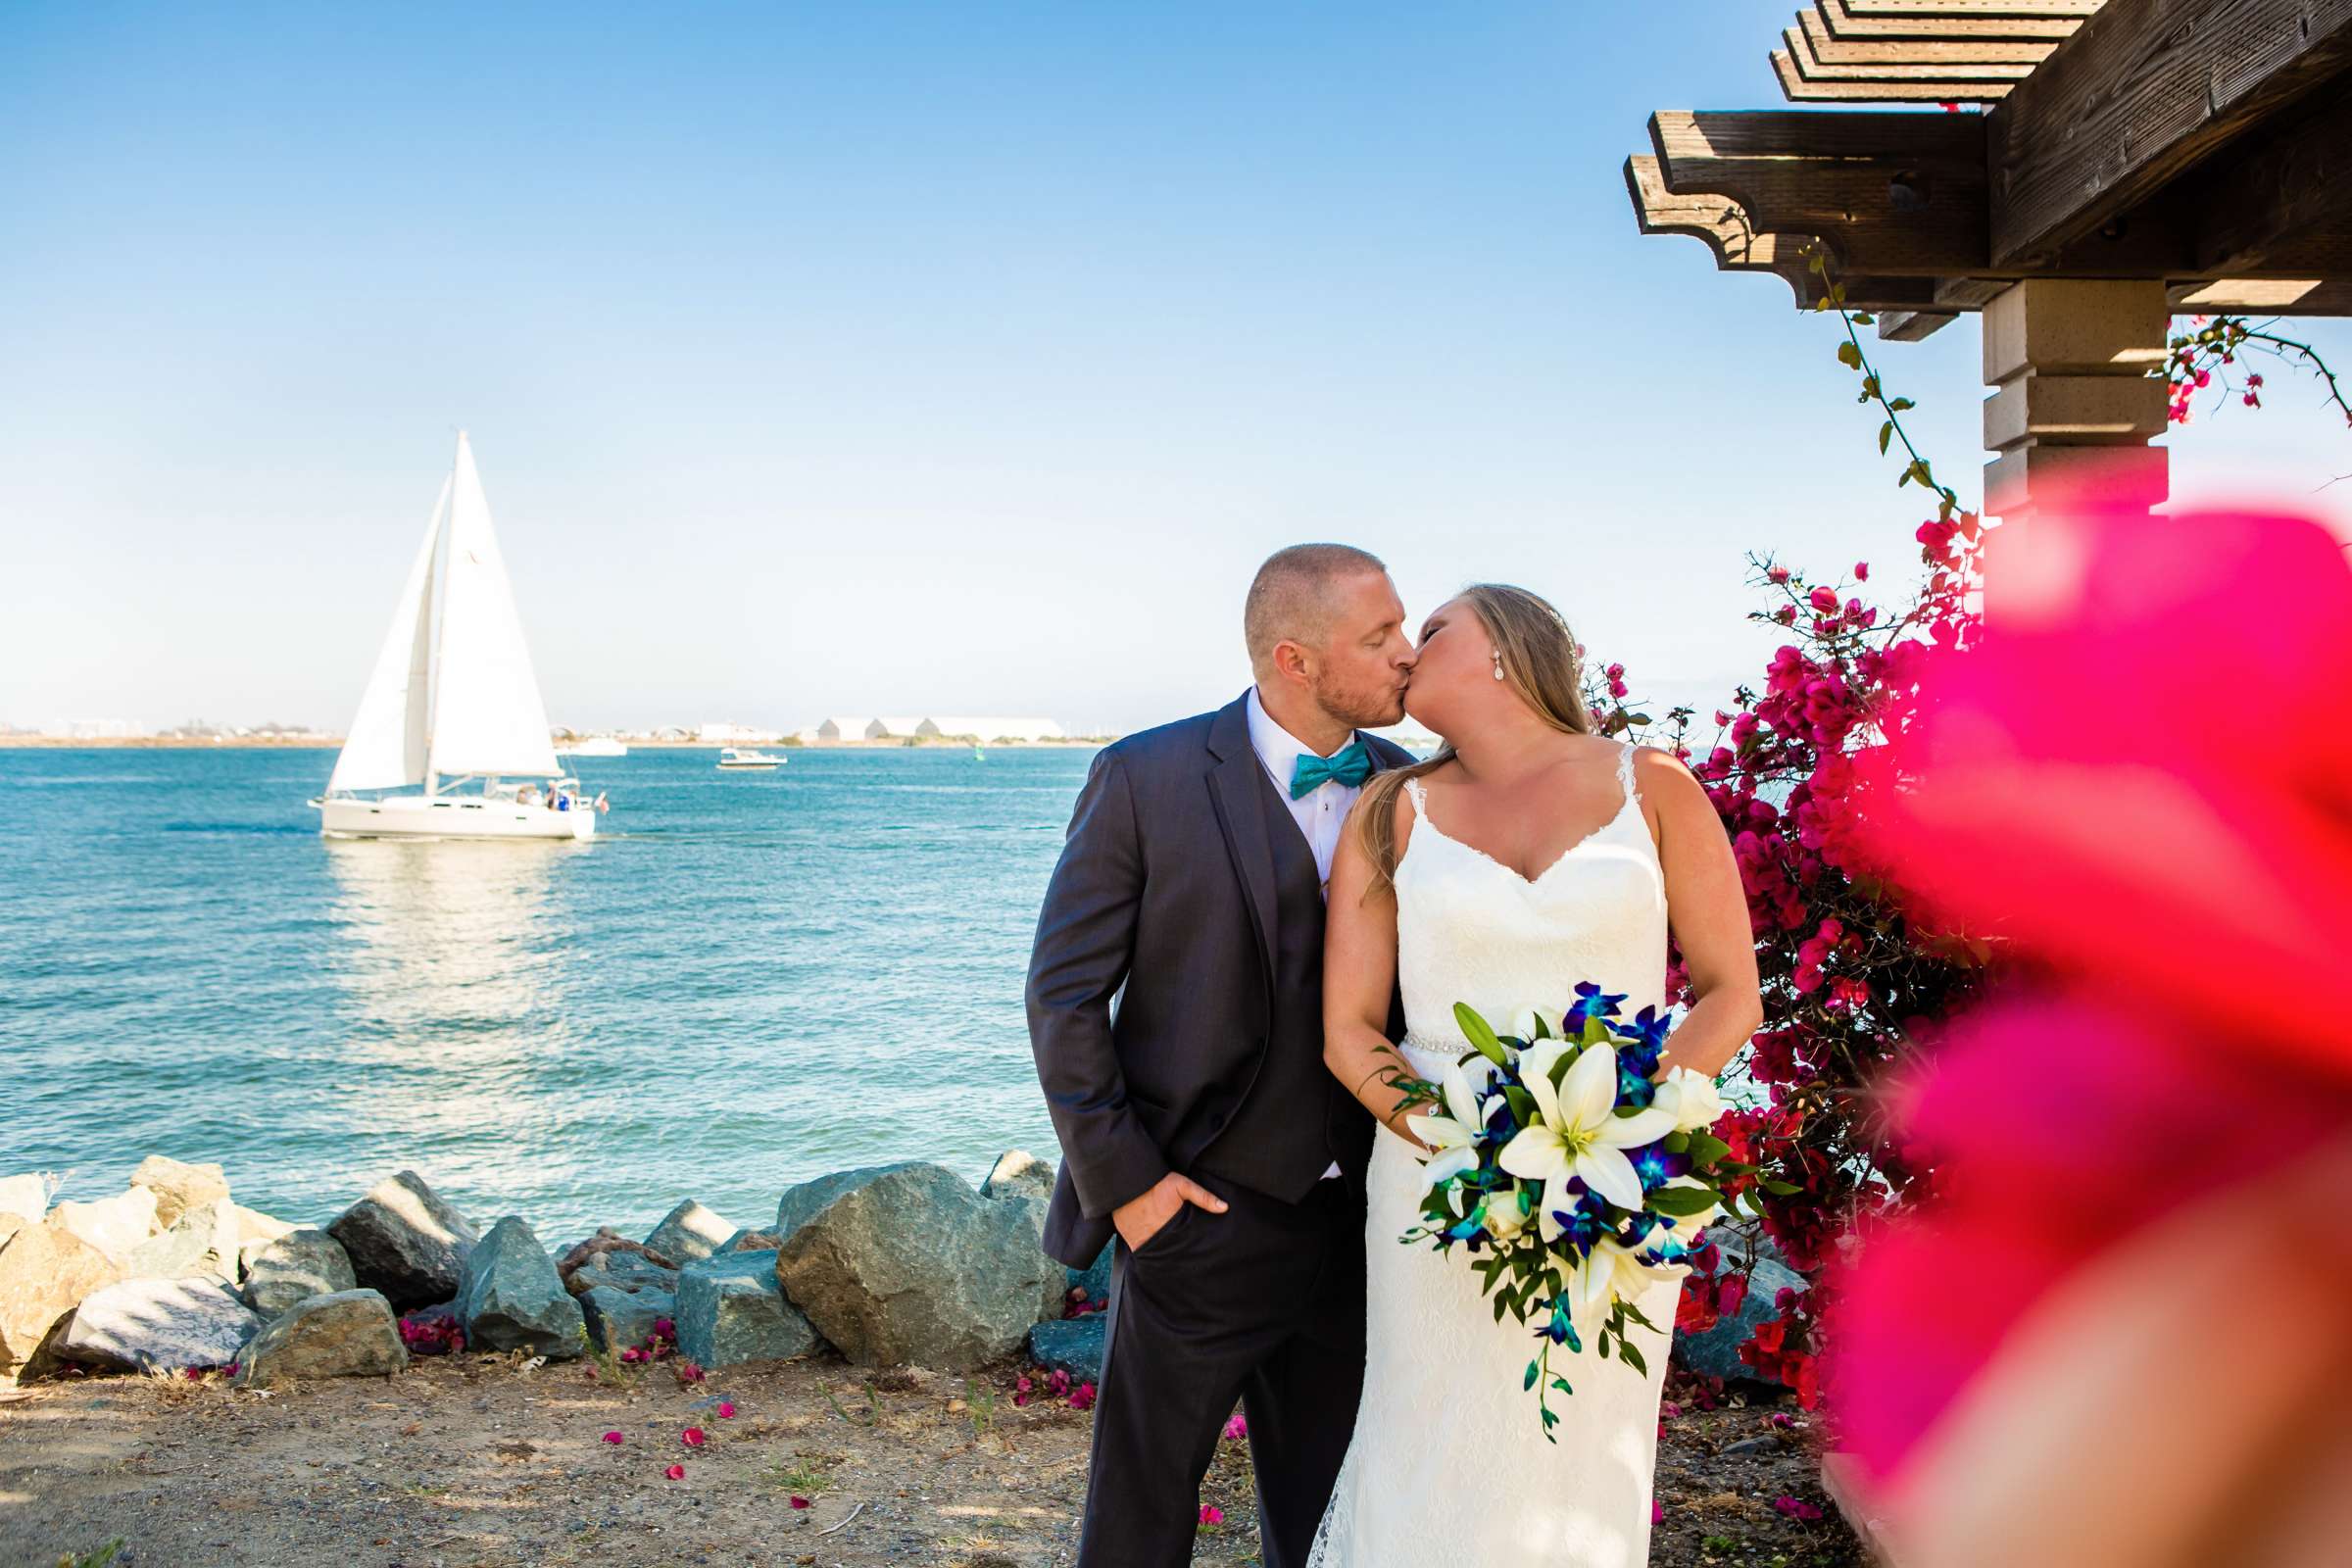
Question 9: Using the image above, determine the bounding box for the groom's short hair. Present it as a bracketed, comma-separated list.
[1244, 543, 1389, 668]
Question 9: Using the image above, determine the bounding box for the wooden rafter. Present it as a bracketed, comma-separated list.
[1816, 0, 2089, 41]
[1798, 7, 2060, 64]
[1987, 0, 2352, 267]
[1648, 111, 1988, 276]
[1624, 156, 1947, 312]
[1773, 48, 2016, 98]
[1783, 23, 2041, 79]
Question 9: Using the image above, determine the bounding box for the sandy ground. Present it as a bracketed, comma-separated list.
[1, 1350, 1859, 1568]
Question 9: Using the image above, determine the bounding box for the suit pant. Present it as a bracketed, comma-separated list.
[1077, 1165, 1368, 1568]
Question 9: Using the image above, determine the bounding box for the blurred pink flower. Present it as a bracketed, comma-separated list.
[1837, 498, 2352, 1490]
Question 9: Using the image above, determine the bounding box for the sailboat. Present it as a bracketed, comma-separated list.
[311, 432, 601, 842]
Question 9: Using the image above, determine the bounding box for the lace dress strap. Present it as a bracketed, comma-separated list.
[1403, 775, 1428, 812]
[1616, 739, 1640, 806]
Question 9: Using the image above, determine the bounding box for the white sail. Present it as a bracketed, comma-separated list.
[325, 473, 449, 794]
[425, 432, 564, 779]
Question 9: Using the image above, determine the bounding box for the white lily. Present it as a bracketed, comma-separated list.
[1495, 1042, 1675, 1211]
[1650, 1066, 1725, 1134]
[1405, 1057, 1487, 1194]
[1564, 1235, 1676, 1319]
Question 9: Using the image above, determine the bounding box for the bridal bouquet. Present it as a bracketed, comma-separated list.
[1384, 984, 1740, 1440]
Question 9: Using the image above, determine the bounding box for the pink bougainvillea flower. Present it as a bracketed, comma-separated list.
[790, 1494, 810, 1509]
[1200, 1504, 1225, 1526]
[1835, 494, 2352, 1559]
[1652, 1499, 1665, 1525]
[716, 1400, 736, 1419]
[1221, 1411, 1249, 1441]
[681, 1427, 707, 1447]
[602, 1431, 623, 1445]
[1774, 1495, 1824, 1522]
[1069, 1381, 1097, 1412]
[676, 1359, 706, 1384]
[664, 1462, 684, 1481]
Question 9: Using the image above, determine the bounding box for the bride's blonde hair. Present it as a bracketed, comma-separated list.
[1354, 583, 1596, 896]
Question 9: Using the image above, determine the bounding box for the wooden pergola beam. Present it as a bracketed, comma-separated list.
[1784, 23, 2042, 78]
[2174, 89, 2352, 274]
[1773, 48, 2016, 97]
[1799, 6, 2060, 64]
[1987, 0, 2352, 268]
[1815, 0, 2088, 40]
[1648, 111, 1989, 275]
[1624, 156, 1949, 311]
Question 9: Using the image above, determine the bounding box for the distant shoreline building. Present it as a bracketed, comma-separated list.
[916, 716, 1065, 743]
[809, 714, 1068, 743]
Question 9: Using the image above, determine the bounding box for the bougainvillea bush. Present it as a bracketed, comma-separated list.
[1584, 503, 1995, 1407]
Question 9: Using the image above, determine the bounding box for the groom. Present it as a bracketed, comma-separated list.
[1025, 543, 1419, 1567]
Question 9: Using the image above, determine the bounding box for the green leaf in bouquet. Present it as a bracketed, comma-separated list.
[1578, 1014, 1611, 1047]
[1618, 1341, 1648, 1378]
[1495, 1291, 1514, 1324]
[1524, 1359, 1540, 1392]
[1453, 1003, 1510, 1068]
[1684, 1132, 1731, 1166]
[1646, 1185, 1722, 1217]
[1502, 1085, 1539, 1123]
[1551, 1376, 1573, 1395]
[1663, 1131, 1690, 1154]
[1761, 1178, 1804, 1197]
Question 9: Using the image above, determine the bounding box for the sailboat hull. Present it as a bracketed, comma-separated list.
[316, 795, 596, 842]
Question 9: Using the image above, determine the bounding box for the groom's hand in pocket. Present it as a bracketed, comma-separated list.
[1113, 1171, 1229, 1251]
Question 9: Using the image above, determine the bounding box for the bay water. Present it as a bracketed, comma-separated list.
[0, 746, 1094, 1245]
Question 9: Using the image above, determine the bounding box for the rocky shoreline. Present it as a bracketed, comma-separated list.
[1, 1152, 1808, 1399]
[0, 1152, 1117, 1398]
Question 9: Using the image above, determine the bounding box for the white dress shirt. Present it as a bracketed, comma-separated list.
[1246, 685, 1363, 1181]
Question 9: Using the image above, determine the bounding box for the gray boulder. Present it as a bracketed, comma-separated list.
[232, 1206, 300, 1280]
[234, 1289, 408, 1387]
[129, 1156, 230, 1231]
[456, 1216, 585, 1359]
[328, 1171, 479, 1311]
[1676, 1251, 1809, 1386]
[1027, 1314, 1106, 1385]
[644, 1200, 734, 1266]
[580, 1285, 676, 1354]
[241, 1229, 359, 1317]
[45, 1188, 159, 1263]
[56, 1276, 262, 1374]
[772, 1162, 1059, 1371]
[123, 1195, 239, 1283]
[675, 1250, 819, 1368]
[772, 1168, 875, 1240]
[565, 1248, 679, 1299]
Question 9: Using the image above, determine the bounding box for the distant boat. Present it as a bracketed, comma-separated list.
[311, 433, 602, 841]
[562, 736, 628, 758]
[715, 748, 783, 770]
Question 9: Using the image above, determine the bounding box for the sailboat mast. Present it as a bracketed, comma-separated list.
[421, 430, 461, 799]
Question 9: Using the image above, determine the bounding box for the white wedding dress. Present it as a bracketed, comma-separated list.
[1307, 739, 1681, 1567]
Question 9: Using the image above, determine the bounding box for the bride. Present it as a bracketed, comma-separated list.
[1309, 584, 1762, 1565]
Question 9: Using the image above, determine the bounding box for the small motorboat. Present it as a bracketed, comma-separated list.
[715, 748, 783, 770]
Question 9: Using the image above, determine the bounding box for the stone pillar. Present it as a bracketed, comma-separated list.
[1982, 279, 2171, 527]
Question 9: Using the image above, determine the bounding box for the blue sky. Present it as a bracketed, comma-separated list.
[4, 1, 2347, 735]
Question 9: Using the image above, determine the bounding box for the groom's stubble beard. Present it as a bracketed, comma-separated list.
[1309, 664, 1410, 732]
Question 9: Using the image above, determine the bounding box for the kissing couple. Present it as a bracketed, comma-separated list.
[1024, 543, 1761, 1566]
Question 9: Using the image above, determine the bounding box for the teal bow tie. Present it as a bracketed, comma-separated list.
[1290, 740, 1373, 799]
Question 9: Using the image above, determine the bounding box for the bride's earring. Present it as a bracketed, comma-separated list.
[1491, 650, 1505, 681]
